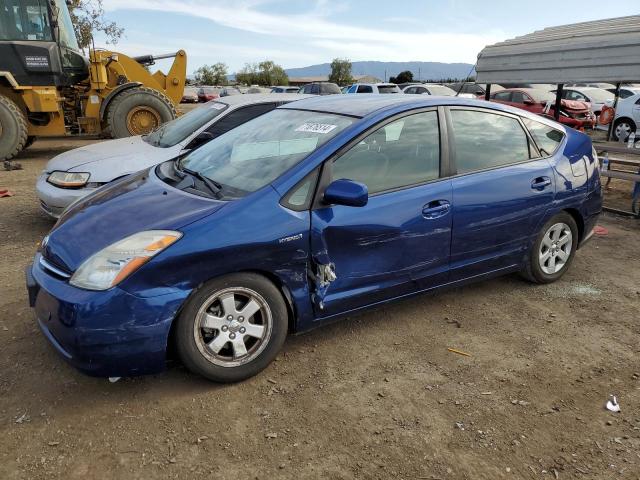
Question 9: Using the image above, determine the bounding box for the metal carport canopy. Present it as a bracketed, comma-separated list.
[475, 15, 640, 84]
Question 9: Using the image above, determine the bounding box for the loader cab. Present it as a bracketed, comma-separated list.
[0, 0, 88, 87]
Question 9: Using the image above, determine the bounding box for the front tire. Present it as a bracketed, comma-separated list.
[106, 87, 176, 138]
[0, 95, 28, 161]
[521, 212, 579, 284]
[175, 273, 288, 382]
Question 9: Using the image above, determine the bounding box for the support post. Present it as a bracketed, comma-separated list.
[607, 82, 621, 142]
[484, 84, 492, 101]
[554, 84, 564, 121]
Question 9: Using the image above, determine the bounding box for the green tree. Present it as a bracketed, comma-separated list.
[389, 70, 413, 84]
[236, 61, 288, 86]
[328, 58, 353, 86]
[194, 63, 229, 85]
[67, 0, 124, 51]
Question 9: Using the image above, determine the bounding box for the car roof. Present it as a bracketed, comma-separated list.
[279, 93, 542, 119]
[214, 93, 312, 108]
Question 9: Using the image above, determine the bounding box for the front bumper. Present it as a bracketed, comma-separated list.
[26, 254, 189, 378]
[35, 173, 97, 219]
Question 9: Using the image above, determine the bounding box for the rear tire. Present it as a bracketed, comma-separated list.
[521, 212, 579, 284]
[0, 95, 28, 160]
[106, 87, 176, 139]
[175, 273, 288, 382]
[613, 118, 636, 142]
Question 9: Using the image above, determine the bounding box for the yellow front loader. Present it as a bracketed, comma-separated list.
[0, 0, 186, 161]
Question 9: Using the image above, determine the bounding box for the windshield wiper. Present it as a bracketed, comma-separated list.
[177, 163, 223, 198]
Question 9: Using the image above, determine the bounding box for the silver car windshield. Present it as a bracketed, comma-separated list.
[145, 102, 229, 148]
[179, 109, 354, 196]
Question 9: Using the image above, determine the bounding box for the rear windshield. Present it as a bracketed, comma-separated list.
[179, 109, 354, 197]
[321, 83, 342, 94]
[144, 102, 229, 148]
[427, 85, 456, 96]
[378, 85, 400, 94]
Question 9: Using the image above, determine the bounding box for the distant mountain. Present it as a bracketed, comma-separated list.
[284, 61, 475, 81]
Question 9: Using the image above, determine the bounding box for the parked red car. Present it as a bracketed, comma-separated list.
[490, 88, 595, 129]
[197, 87, 220, 102]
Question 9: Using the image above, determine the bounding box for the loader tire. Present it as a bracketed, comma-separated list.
[0, 95, 28, 161]
[106, 86, 177, 138]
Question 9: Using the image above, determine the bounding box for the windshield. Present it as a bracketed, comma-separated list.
[427, 85, 456, 96]
[0, 0, 52, 41]
[179, 109, 354, 197]
[145, 102, 228, 148]
[378, 85, 400, 94]
[585, 89, 614, 102]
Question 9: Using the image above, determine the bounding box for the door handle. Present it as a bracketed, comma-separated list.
[422, 200, 450, 219]
[531, 176, 552, 190]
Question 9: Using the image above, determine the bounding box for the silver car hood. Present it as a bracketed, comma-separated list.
[45, 136, 182, 183]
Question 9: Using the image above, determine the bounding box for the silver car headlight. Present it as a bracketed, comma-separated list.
[47, 171, 90, 188]
[70, 230, 182, 290]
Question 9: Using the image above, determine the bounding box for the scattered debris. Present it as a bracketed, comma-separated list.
[265, 432, 278, 439]
[480, 392, 493, 395]
[593, 225, 608, 236]
[454, 422, 465, 430]
[15, 413, 29, 424]
[267, 378, 277, 384]
[47, 441, 60, 446]
[0, 189, 14, 198]
[3, 161, 23, 171]
[447, 347, 471, 357]
[108, 377, 121, 383]
[605, 395, 620, 413]
[445, 317, 462, 328]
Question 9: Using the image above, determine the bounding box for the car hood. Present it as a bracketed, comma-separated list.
[561, 99, 591, 112]
[45, 136, 181, 182]
[42, 169, 224, 272]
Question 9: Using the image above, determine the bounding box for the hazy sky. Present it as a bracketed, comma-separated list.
[98, 0, 618, 74]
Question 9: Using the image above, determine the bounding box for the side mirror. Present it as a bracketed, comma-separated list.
[323, 179, 368, 207]
[185, 131, 215, 150]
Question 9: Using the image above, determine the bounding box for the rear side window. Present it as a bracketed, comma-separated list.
[357, 85, 373, 93]
[332, 111, 440, 194]
[450, 110, 530, 174]
[492, 91, 511, 101]
[204, 104, 277, 139]
[522, 118, 564, 156]
[378, 85, 399, 94]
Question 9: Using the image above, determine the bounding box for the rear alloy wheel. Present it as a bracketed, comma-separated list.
[613, 119, 636, 142]
[0, 95, 28, 160]
[176, 273, 288, 382]
[106, 86, 176, 138]
[521, 212, 578, 284]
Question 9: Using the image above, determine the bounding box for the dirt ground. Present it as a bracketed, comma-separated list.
[0, 138, 639, 480]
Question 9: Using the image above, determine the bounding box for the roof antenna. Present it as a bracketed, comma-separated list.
[456, 59, 478, 97]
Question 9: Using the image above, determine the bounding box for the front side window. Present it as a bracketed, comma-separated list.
[450, 110, 530, 174]
[53, 0, 79, 50]
[0, 0, 52, 41]
[357, 85, 373, 93]
[522, 117, 565, 156]
[332, 111, 440, 194]
[180, 109, 354, 197]
[145, 102, 229, 148]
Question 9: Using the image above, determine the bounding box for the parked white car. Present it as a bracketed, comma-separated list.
[609, 93, 640, 142]
[402, 84, 458, 96]
[346, 83, 401, 94]
[37, 93, 310, 218]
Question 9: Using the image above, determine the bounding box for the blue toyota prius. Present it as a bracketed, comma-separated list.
[26, 95, 602, 382]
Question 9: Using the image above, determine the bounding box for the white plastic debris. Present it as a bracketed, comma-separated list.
[108, 377, 121, 383]
[605, 395, 620, 413]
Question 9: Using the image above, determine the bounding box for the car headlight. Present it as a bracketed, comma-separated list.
[70, 230, 182, 290]
[47, 171, 90, 188]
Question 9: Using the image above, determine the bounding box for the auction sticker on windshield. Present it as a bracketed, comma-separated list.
[295, 123, 337, 134]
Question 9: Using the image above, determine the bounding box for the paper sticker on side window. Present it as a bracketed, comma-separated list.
[295, 123, 337, 134]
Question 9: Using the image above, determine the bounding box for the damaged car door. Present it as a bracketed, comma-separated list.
[310, 109, 452, 317]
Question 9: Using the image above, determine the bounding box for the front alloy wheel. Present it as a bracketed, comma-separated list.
[176, 273, 288, 382]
